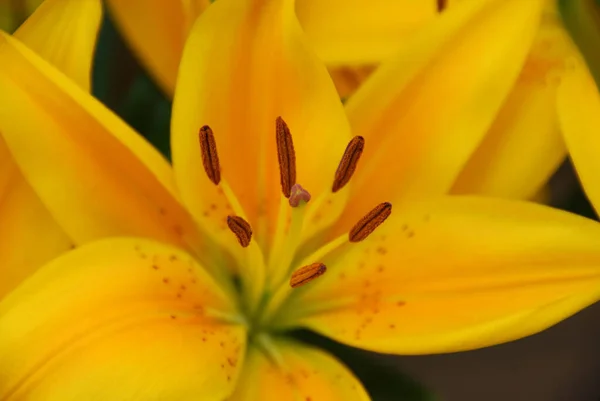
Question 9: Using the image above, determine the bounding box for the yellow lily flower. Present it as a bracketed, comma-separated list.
[2, 0, 600, 399]
[0, 0, 102, 299]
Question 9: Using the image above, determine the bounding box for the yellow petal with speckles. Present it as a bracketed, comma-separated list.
[171, 0, 351, 247]
[0, 238, 245, 400]
[0, 31, 203, 252]
[275, 197, 600, 354]
[230, 339, 370, 401]
[339, 0, 543, 234]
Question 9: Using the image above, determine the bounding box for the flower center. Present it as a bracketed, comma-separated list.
[197, 117, 391, 335]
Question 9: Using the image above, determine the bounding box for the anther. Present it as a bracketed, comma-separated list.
[226, 215, 253, 247]
[289, 183, 311, 207]
[436, 0, 447, 12]
[332, 136, 365, 193]
[290, 262, 327, 288]
[198, 125, 221, 185]
[349, 202, 392, 242]
[275, 116, 296, 198]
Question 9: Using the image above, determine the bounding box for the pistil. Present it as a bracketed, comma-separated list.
[268, 118, 311, 285]
[269, 184, 312, 288]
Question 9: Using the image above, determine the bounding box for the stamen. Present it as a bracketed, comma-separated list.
[290, 263, 327, 288]
[275, 116, 296, 198]
[289, 183, 311, 207]
[196, 125, 265, 314]
[198, 125, 221, 185]
[437, 0, 447, 12]
[261, 202, 390, 324]
[349, 202, 392, 242]
[332, 136, 365, 193]
[226, 215, 253, 247]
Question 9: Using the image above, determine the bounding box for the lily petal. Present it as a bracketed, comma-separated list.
[275, 197, 600, 354]
[106, 0, 210, 95]
[0, 31, 200, 250]
[296, 0, 438, 66]
[0, 237, 245, 400]
[14, 0, 102, 91]
[230, 339, 369, 401]
[557, 53, 600, 214]
[339, 0, 543, 232]
[451, 6, 573, 199]
[0, 0, 102, 299]
[0, 138, 72, 299]
[108, 0, 435, 95]
[171, 0, 351, 244]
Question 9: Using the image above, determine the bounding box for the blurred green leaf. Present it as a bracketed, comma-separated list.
[119, 74, 172, 159]
[560, 0, 600, 85]
[92, 13, 172, 159]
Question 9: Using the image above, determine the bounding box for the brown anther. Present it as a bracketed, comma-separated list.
[289, 183, 311, 207]
[332, 136, 364, 193]
[436, 0, 447, 12]
[349, 202, 392, 242]
[226, 215, 252, 247]
[198, 125, 221, 185]
[290, 263, 327, 288]
[275, 116, 296, 198]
